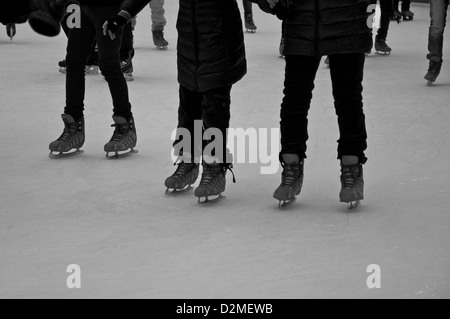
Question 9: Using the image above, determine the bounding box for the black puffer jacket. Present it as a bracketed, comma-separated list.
[252, 0, 372, 56]
[176, 0, 247, 92]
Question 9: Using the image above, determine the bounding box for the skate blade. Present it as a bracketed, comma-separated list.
[105, 149, 138, 159]
[346, 200, 360, 209]
[277, 197, 297, 209]
[156, 45, 168, 50]
[49, 149, 84, 159]
[426, 81, 435, 86]
[245, 29, 256, 33]
[197, 194, 225, 204]
[59, 68, 67, 74]
[165, 185, 193, 195]
[376, 51, 391, 55]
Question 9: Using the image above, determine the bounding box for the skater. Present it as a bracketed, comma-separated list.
[149, 0, 169, 49]
[370, 0, 397, 55]
[58, 6, 99, 75]
[0, 0, 66, 38]
[424, 0, 449, 85]
[393, 0, 414, 21]
[252, 0, 371, 208]
[164, 0, 246, 203]
[243, 0, 257, 32]
[48, 0, 150, 159]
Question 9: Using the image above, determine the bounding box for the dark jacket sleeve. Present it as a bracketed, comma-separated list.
[120, 0, 151, 18]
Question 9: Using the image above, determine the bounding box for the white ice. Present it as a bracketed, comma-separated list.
[0, 3, 449, 299]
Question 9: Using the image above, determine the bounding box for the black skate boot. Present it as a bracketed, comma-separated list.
[375, 36, 392, 55]
[49, 114, 85, 158]
[152, 30, 168, 49]
[339, 163, 364, 209]
[273, 160, 304, 208]
[121, 58, 134, 81]
[391, 10, 402, 21]
[58, 59, 67, 73]
[165, 160, 200, 194]
[194, 162, 235, 204]
[6, 23, 16, 40]
[244, 13, 257, 33]
[402, 10, 414, 21]
[424, 60, 442, 85]
[104, 115, 138, 159]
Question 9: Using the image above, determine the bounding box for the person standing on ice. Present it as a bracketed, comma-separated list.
[163, 0, 247, 203]
[48, 0, 151, 159]
[251, 0, 371, 209]
[424, 0, 448, 85]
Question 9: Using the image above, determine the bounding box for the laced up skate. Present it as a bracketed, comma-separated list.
[195, 162, 235, 204]
[152, 30, 168, 49]
[104, 116, 138, 159]
[375, 37, 392, 55]
[244, 14, 257, 33]
[339, 163, 364, 209]
[273, 161, 304, 208]
[402, 10, 414, 21]
[424, 60, 442, 85]
[165, 160, 200, 194]
[49, 114, 85, 158]
[85, 65, 99, 75]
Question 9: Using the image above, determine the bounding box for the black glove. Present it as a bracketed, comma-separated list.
[102, 15, 127, 40]
[274, 0, 288, 20]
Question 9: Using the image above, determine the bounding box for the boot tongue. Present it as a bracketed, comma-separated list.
[112, 116, 127, 125]
[61, 114, 76, 124]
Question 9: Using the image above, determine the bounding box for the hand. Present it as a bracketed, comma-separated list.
[267, 0, 279, 9]
[102, 15, 127, 40]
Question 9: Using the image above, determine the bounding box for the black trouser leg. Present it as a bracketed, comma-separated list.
[329, 53, 368, 164]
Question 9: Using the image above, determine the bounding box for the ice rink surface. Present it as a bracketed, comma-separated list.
[0, 3, 449, 299]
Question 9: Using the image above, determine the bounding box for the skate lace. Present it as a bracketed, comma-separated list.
[428, 62, 442, 73]
[110, 123, 130, 143]
[199, 163, 236, 186]
[281, 163, 302, 187]
[341, 164, 362, 189]
[58, 122, 80, 143]
[173, 161, 197, 177]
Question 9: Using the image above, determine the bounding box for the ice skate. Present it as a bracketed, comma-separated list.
[194, 162, 235, 204]
[424, 60, 442, 86]
[244, 14, 257, 33]
[339, 162, 364, 209]
[165, 160, 200, 194]
[49, 114, 85, 159]
[85, 65, 99, 75]
[152, 30, 169, 49]
[121, 59, 134, 81]
[6, 23, 16, 41]
[391, 10, 402, 21]
[402, 10, 414, 21]
[273, 161, 304, 209]
[375, 37, 391, 55]
[104, 115, 138, 159]
[58, 59, 67, 73]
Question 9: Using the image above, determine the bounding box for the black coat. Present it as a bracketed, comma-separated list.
[252, 0, 373, 56]
[176, 0, 247, 92]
